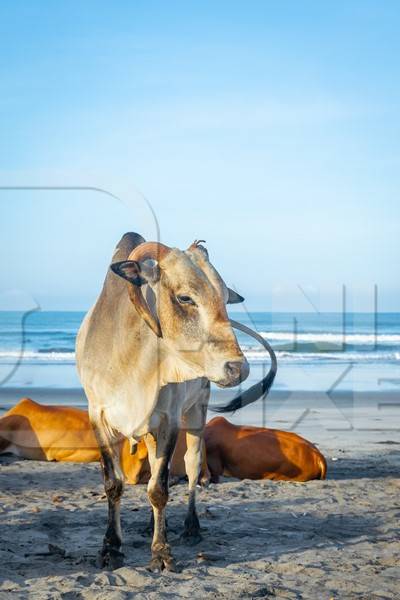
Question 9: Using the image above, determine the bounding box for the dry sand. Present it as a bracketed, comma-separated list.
[1, 433, 399, 599]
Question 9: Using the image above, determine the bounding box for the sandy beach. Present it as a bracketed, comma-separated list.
[1, 397, 399, 600]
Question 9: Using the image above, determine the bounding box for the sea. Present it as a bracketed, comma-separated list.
[0, 311, 399, 399]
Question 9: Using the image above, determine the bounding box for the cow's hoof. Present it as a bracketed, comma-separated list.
[199, 474, 210, 488]
[147, 546, 178, 573]
[180, 530, 202, 546]
[147, 555, 178, 573]
[97, 547, 124, 570]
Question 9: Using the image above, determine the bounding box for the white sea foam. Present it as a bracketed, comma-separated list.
[244, 349, 400, 363]
[0, 348, 397, 365]
[258, 332, 400, 344]
[0, 351, 76, 362]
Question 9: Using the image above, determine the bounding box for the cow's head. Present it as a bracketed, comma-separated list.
[111, 241, 249, 387]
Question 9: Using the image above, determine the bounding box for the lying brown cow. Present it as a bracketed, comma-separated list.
[0, 399, 326, 483]
[204, 416, 327, 482]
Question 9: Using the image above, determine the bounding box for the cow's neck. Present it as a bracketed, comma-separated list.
[116, 298, 200, 392]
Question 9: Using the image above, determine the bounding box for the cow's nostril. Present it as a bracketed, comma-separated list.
[217, 360, 249, 387]
[224, 361, 244, 381]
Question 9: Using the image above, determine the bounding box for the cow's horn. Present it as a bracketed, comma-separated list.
[188, 239, 206, 252]
[129, 241, 171, 263]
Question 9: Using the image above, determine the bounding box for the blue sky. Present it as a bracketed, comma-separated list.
[0, 1, 399, 311]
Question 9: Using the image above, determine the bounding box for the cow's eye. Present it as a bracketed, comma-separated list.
[176, 294, 195, 305]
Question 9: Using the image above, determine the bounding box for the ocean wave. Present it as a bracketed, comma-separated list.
[37, 347, 75, 354]
[5, 329, 400, 345]
[0, 350, 76, 362]
[258, 331, 400, 344]
[0, 348, 399, 365]
[0, 329, 78, 336]
[245, 349, 400, 363]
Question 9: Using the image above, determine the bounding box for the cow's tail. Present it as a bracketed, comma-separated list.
[212, 319, 277, 413]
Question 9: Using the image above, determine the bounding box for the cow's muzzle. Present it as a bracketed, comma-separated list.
[216, 359, 250, 388]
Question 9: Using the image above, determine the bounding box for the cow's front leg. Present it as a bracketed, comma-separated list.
[91, 421, 125, 570]
[181, 431, 204, 545]
[144, 426, 178, 572]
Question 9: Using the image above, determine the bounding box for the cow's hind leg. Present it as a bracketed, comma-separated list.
[181, 394, 208, 545]
[91, 421, 125, 570]
[181, 431, 203, 545]
[144, 424, 178, 572]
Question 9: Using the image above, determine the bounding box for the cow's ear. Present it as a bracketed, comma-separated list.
[111, 260, 160, 286]
[227, 288, 245, 304]
[111, 260, 162, 337]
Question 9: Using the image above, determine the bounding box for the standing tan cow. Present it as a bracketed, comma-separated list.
[76, 233, 250, 571]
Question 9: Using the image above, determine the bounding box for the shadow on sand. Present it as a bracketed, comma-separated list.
[0, 497, 382, 583]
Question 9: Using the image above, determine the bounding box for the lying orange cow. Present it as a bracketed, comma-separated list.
[204, 416, 326, 482]
[0, 399, 326, 482]
[0, 398, 206, 484]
